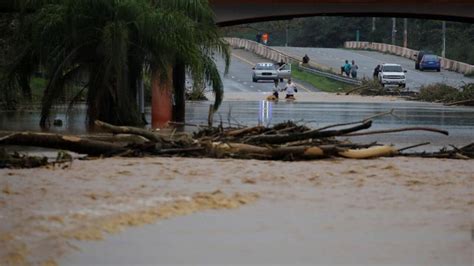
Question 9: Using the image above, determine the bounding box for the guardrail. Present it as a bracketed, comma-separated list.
[344, 41, 474, 75]
[298, 65, 362, 85]
[224, 37, 361, 86]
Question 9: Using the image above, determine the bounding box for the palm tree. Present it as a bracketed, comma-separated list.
[2, 0, 229, 127]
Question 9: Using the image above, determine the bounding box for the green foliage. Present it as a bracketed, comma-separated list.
[1, 0, 229, 126]
[417, 83, 473, 105]
[417, 83, 459, 102]
[357, 79, 385, 95]
[456, 83, 474, 101]
[292, 66, 352, 93]
[29, 77, 46, 100]
[464, 72, 474, 78]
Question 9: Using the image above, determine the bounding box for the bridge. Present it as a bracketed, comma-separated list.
[209, 0, 474, 26]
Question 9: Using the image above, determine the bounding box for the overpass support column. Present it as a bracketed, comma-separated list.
[151, 67, 173, 129]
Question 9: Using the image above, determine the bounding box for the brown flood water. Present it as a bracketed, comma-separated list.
[1, 156, 473, 265]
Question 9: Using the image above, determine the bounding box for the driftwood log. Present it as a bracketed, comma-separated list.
[0, 132, 126, 156]
[95, 120, 166, 143]
[210, 142, 345, 159]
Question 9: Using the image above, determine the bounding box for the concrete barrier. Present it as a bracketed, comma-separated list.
[344, 41, 474, 75]
[225, 37, 295, 65]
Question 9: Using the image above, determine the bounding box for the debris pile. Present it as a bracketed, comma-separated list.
[345, 79, 417, 97]
[1, 110, 471, 168]
[417, 83, 474, 106]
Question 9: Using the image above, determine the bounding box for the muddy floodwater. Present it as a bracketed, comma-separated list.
[0, 157, 473, 265]
[1, 97, 473, 265]
[2, 99, 473, 151]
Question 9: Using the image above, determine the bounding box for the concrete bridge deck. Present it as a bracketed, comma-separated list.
[210, 0, 474, 26]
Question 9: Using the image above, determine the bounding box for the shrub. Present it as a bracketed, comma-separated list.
[417, 83, 459, 102]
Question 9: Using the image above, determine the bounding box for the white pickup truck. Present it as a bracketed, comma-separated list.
[378, 63, 407, 88]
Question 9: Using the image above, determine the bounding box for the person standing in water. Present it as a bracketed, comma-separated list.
[282, 79, 298, 99]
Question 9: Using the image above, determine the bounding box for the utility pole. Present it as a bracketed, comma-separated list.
[285, 20, 289, 47]
[391, 18, 396, 45]
[403, 18, 408, 48]
[372, 17, 376, 32]
[442, 21, 446, 57]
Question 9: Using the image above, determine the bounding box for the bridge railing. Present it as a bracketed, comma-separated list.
[224, 37, 296, 64]
[344, 41, 474, 75]
[224, 37, 361, 85]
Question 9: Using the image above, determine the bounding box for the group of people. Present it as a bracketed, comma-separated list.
[340, 60, 359, 78]
[267, 79, 298, 101]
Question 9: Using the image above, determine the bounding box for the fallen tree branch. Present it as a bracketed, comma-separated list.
[246, 120, 372, 145]
[155, 147, 205, 155]
[314, 109, 396, 132]
[398, 142, 431, 152]
[95, 120, 166, 143]
[445, 99, 474, 106]
[339, 145, 398, 159]
[224, 126, 266, 137]
[0, 132, 126, 156]
[345, 85, 368, 95]
[344, 127, 449, 137]
[210, 142, 344, 159]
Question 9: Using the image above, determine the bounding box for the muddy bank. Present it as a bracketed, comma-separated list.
[1, 157, 473, 265]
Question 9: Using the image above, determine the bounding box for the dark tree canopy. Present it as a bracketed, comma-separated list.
[0, 0, 230, 126]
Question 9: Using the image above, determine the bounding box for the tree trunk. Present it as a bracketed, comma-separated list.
[173, 63, 186, 123]
[151, 66, 173, 129]
[18, 74, 32, 100]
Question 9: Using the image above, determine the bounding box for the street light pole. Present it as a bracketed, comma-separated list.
[391, 18, 396, 45]
[442, 21, 446, 57]
[403, 18, 408, 48]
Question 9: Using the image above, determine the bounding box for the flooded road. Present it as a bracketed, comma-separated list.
[1, 100, 473, 151]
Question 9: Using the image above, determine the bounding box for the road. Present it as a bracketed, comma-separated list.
[274, 46, 474, 90]
[215, 48, 319, 94]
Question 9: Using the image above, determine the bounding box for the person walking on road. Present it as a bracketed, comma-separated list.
[302, 54, 310, 64]
[373, 64, 381, 79]
[350, 60, 359, 78]
[343, 60, 351, 77]
[277, 59, 286, 82]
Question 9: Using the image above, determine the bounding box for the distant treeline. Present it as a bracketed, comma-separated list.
[222, 17, 474, 65]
